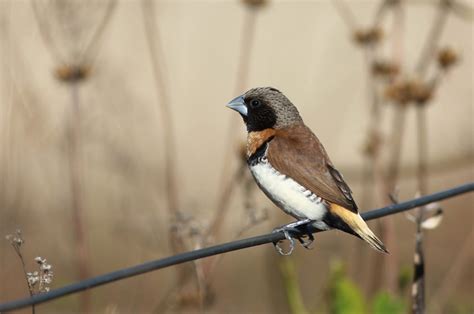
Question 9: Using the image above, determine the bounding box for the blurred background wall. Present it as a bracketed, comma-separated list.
[0, 0, 472, 313]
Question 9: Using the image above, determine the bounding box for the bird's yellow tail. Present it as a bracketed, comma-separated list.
[330, 204, 389, 253]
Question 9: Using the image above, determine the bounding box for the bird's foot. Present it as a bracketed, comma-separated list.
[272, 219, 315, 255]
[297, 232, 315, 250]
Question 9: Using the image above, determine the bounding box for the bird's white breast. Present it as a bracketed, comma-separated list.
[249, 159, 328, 223]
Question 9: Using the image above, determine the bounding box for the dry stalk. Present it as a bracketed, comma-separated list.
[78, 0, 117, 67]
[5, 230, 35, 314]
[65, 82, 90, 312]
[210, 6, 259, 240]
[31, 0, 65, 64]
[415, 0, 451, 75]
[411, 2, 452, 312]
[31, 1, 118, 311]
[0, 1, 14, 232]
[152, 169, 266, 313]
[140, 0, 187, 265]
[334, 0, 401, 294]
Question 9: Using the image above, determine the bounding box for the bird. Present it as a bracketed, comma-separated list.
[226, 87, 388, 255]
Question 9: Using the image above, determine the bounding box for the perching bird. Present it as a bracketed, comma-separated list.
[227, 87, 388, 255]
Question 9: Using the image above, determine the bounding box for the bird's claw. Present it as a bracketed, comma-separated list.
[273, 229, 295, 255]
[272, 219, 315, 255]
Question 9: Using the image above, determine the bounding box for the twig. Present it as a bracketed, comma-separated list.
[211, 6, 259, 240]
[141, 0, 180, 219]
[5, 230, 35, 314]
[206, 160, 247, 239]
[0, 182, 472, 312]
[30, 0, 65, 65]
[415, 0, 450, 76]
[66, 82, 90, 312]
[411, 2, 452, 311]
[332, 0, 358, 30]
[79, 0, 117, 67]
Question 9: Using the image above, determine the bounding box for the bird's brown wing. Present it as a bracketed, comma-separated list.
[267, 124, 358, 213]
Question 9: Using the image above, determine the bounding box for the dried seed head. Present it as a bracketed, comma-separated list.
[384, 79, 433, 106]
[372, 60, 400, 79]
[242, 0, 268, 8]
[353, 27, 383, 46]
[55, 64, 90, 83]
[35, 256, 46, 264]
[6, 229, 24, 248]
[384, 80, 412, 105]
[438, 47, 458, 69]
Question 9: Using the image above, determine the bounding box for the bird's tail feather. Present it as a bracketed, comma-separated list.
[330, 204, 389, 254]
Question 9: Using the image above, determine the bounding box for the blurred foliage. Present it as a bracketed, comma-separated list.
[326, 261, 406, 314]
[327, 261, 366, 314]
[281, 259, 409, 314]
[372, 292, 405, 314]
[279, 258, 309, 314]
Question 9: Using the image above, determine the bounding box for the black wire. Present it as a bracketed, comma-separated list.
[0, 182, 472, 312]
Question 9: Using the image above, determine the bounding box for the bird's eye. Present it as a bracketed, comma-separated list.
[250, 99, 261, 108]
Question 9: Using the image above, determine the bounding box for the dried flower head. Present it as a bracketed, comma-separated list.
[6, 229, 24, 251]
[437, 47, 458, 69]
[384, 79, 433, 106]
[242, 0, 268, 8]
[353, 27, 383, 46]
[372, 60, 400, 79]
[55, 64, 91, 83]
[34, 256, 54, 293]
[384, 80, 412, 105]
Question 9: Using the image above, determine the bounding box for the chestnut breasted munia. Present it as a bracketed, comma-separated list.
[227, 87, 387, 254]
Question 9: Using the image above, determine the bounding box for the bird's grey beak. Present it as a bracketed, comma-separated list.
[226, 95, 247, 116]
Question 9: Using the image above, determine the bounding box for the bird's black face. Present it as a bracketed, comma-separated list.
[242, 96, 277, 131]
[227, 91, 277, 132]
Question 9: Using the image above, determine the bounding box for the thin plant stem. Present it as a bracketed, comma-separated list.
[79, 0, 117, 67]
[210, 7, 258, 240]
[373, 0, 391, 28]
[416, 108, 428, 199]
[386, 106, 407, 187]
[8, 234, 36, 314]
[66, 82, 90, 312]
[141, 0, 180, 218]
[206, 161, 246, 239]
[31, 0, 65, 65]
[392, 1, 405, 65]
[415, 0, 450, 76]
[332, 0, 358, 30]
[141, 0, 189, 300]
[411, 1, 451, 311]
